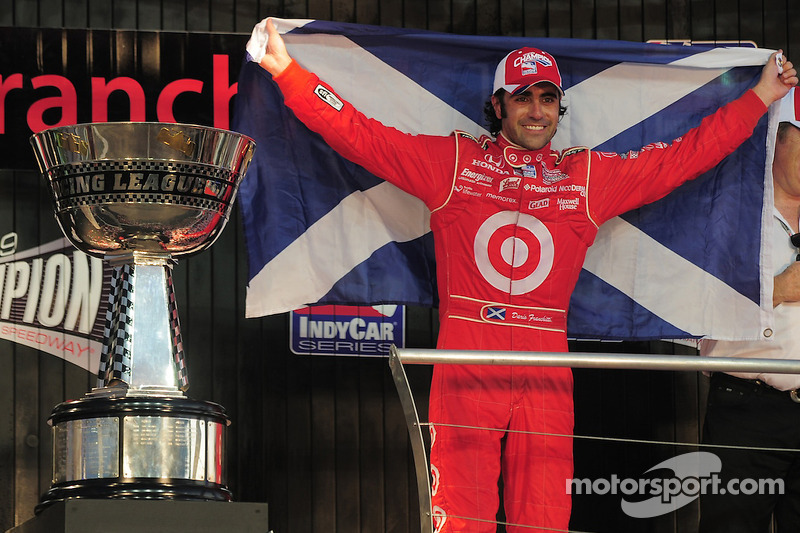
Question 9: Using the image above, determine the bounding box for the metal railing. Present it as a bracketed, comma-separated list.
[388, 346, 800, 533]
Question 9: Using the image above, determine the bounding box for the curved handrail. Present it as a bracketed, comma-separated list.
[388, 345, 800, 533]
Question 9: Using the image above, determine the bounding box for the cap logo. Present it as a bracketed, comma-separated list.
[514, 52, 553, 75]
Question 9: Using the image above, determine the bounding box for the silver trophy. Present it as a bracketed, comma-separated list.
[29, 122, 255, 508]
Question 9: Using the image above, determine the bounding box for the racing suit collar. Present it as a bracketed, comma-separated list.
[496, 132, 554, 168]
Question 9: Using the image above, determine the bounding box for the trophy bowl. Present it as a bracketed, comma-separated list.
[30, 122, 254, 259]
[30, 122, 256, 511]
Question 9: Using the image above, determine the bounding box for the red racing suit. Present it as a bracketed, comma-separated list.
[273, 60, 767, 532]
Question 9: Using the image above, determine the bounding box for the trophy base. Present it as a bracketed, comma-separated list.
[9, 499, 268, 533]
[37, 395, 231, 513]
[36, 479, 232, 514]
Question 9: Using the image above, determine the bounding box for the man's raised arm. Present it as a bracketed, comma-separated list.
[752, 50, 797, 106]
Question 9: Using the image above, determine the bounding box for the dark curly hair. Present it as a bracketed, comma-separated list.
[483, 88, 568, 137]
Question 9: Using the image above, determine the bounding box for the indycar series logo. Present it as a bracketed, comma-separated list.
[290, 304, 405, 356]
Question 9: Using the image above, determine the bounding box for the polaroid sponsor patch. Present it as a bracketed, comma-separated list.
[314, 84, 344, 111]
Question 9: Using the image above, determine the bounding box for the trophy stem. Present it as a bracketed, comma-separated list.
[97, 252, 188, 395]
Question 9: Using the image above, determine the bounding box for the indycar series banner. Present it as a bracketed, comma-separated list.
[234, 18, 775, 341]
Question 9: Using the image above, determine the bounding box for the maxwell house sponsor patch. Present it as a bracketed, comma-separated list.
[558, 197, 580, 210]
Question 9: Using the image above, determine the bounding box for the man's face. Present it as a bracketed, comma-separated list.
[492, 84, 561, 151]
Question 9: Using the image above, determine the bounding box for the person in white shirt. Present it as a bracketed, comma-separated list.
[700, 86, 800, 533]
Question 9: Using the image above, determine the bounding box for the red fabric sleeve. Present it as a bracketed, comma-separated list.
[586, 89, 768, 225]
[274, 60, 458, 210]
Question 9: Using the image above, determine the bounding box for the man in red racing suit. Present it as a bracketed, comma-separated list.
[255, 19, 797, 533]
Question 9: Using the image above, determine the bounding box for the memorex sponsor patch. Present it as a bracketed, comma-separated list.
[486, 192, 518, 204]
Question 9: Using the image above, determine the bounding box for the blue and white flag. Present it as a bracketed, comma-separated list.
[234, 17, 776, 341]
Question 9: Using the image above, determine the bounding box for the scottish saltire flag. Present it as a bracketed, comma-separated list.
[234, 17, 777, 341]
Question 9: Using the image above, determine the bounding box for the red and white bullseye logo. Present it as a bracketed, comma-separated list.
[474, 211, 554, 295]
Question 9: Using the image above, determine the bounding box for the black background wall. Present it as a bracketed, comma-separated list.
[1, 1, 797, 532]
